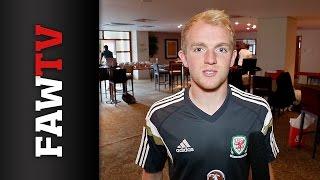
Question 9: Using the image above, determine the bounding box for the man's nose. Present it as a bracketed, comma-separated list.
[204, 50, 217, 64]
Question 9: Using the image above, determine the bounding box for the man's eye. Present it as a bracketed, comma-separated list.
[217, 47, 228, 53]
[193, 47, 204, 52]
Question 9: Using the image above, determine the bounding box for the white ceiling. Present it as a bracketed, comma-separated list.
[100, 0, 320, 32]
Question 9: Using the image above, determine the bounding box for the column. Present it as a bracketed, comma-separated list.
[257, 17, 297, 81]
[131, 31, 150, 79]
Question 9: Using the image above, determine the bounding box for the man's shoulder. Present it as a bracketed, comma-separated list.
[229, 84, 270, 113]
[146, 89, 185, 122]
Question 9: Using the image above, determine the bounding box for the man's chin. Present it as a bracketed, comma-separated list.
[193, 80, 227, 92]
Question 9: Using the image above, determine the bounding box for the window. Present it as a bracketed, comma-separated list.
[99, 30, 132, 64]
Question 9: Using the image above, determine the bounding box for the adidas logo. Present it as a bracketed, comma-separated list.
[176, 139, 194, 152]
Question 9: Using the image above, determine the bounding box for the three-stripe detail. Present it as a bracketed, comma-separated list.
[270, 128, 279, 158]
[135, 126, 149, 168]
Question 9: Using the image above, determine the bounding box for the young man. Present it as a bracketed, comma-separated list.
[135, 10, 278, 180]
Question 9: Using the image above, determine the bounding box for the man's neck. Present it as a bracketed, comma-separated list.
[189, 82, 228, 116]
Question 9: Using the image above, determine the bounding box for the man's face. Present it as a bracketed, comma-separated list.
[179, 21, 236, 91]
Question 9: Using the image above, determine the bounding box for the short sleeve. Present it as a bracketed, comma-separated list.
[264, 126, 279, 162]
[259, 107, 279, 162]
[135, 126, 167, 173]
[248, 130, 275, 179]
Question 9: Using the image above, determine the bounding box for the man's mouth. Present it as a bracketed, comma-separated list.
[203, 69, 217, 77]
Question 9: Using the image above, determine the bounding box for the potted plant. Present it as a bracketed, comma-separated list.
[149, 35, 158, 58]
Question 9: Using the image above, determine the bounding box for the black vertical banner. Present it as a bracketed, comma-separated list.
[0, 0, 99, 179]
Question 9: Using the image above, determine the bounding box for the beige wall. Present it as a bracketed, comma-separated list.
[298, 29, 320, 73]
[149, 32, 181, 65]
[131, 31, 150, 79]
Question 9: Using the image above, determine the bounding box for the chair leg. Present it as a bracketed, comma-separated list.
[114, 85, 117, 105]
[122, 82, 127, 93]
[298, 112, 305, 149]
[312, 117, 319, 159]
[155, 75, 157, 90]
[159, 75, 161, 90]
[104, 80, 108, 100]
[131, 78, 134, 96]
[99, 81, 102, 102]
[171, 75, 173, 93]
[109, 82, 114, 102]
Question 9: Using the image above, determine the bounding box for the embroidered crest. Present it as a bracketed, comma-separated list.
[230, 135, 247, 158]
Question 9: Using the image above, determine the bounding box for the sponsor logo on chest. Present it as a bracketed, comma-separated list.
[176, 139, 194, 152]
[230, 135, 248, 158]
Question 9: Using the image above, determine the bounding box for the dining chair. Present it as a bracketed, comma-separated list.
[298, 85, 320, 159]
[153, 63, 169, 91]
[108, 68, 128, 105]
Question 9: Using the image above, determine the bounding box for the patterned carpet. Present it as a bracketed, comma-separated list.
[99, 80, 320, 180]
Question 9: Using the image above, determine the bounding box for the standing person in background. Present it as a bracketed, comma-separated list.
[237, 43, 253, 66]
[100, 45, 114, 65]
[135, 9, 278, 180]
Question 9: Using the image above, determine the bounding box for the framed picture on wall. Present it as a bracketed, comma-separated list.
[165, 39, 178, 59]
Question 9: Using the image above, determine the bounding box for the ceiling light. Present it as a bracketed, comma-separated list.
[252, 25, 257, 29]
[235, 22, 239, 25]
[247, 23, 251, 26]
[246, 27, 250, 30]
[178, 24, 183, 28]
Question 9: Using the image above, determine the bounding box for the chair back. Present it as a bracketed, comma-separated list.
[228, 69, 245, 90]
[252, 76, 272, 97]
[153, 63, 160, 76]
[99, 68, 109, 81]
[169, 61, 182, 71]
[301, 85, 320, 116]
[109, 68, 127, 83]
[242, 58, 257, 74]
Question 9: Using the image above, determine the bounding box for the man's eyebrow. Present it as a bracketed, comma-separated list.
[215, 42, 232, 48]
[190, 42, 206, 47]
[190, 42, 232, 48]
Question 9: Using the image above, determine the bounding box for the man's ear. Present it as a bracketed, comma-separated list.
[230, 49, 237, 67]
[178, 50, 188, 68]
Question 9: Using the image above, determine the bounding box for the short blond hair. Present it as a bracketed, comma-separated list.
[181, 9, 235, 52]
